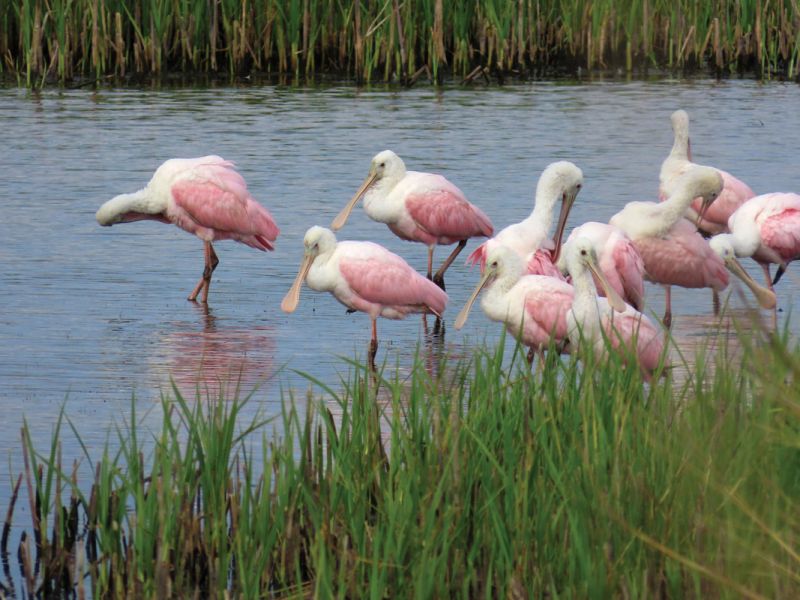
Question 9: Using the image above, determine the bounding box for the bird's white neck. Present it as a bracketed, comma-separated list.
[95, 188, 163, 225]
[656, 181, 704, 232]
[569, 265, 601, 326]
[529, 177, 564, 234]
[669, 127, 690, 162]
[363, 169, 407, 223]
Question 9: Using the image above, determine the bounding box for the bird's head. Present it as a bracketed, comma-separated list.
[281, 226, 337, 313]
[563, 237, 626, 312]
[539, 161, 584, 264]
[331, 150, 406, 231]
[709, 234, 777, 309]
[455, 245, 522, 330]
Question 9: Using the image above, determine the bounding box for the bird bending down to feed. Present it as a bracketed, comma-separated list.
[467, 161, 584, 277]
[96, 155, 279, 303]
[660, 109, 755, 236]
[564, 222, 646, 311]
[281, 226, 448, 371]
[331, 150, 493, 290]
[610, 165, 728, 328]
[709, 192, 797, 325]
[454, 245, 573, 365]
[559, 238, 665, 379]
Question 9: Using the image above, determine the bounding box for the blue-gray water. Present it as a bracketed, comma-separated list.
[1, 80, 799, 569]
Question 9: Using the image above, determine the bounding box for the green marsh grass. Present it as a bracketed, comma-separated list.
[3, 1, 800, 86]
[2, 325, 799, 597]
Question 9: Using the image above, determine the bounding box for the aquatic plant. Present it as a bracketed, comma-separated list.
[1, 320, 798, 597]
[2, 0, 800, 86]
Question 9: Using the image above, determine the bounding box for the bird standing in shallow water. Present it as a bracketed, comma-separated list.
[660, 109, 755, 236]
[96, 155, 279, 303]
[610, 165, 726, 328]
[709, 192, 796, 326]
[560, 238, 665, 379]
[466, 161, 583, 278]
[281, 226, 448, 371]
[455, 245, 573, 365]
[331, 150, 493, 290]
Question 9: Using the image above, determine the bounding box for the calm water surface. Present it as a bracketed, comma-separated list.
[1, 79, 799, 507]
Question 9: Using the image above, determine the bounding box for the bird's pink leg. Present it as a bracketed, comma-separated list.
[188, 242, 220, 303]
[662, 285, 672, 329]
[760, 263, 777, 329]
[427, 247, 434, 280]
[712, 289, 721, 316]
[368, 318, 378, 372]
[433, 240, 468, 290]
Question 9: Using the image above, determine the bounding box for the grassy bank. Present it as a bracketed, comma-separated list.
[3, 1, 800, 87]
[2, 323, 799, 597]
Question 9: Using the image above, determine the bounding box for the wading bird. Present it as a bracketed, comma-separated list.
[564, 222, 646, 310]
[281, 226, 448, 371]
[454, 245, 573, 365]
[709, 192, 797, 324]
[560, 238, 665, 379]
[610, 165, 726, 327]
[331, 150, 493, 290]
[96, 156, 279, 303]
[466, 161, 583, 277]
[660, 109, 755, 236]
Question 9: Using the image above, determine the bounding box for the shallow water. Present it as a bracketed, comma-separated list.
[1, 79, 799, 528]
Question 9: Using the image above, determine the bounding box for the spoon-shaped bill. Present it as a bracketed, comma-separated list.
[331, 172, 378, 231]
[586, 257, 627, 313]
[454, 270, 494, 330]
[281, 254, 314, 313]
[725, 256, 777, 309]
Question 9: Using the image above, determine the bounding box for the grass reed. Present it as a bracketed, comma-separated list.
[2, 1, 799, 87]
[1, 323, 798, 597]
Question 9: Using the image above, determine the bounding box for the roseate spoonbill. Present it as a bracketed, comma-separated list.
[561, 238, 665, 379]
[281, 226, 448, 371]
[467, 161, 584, 277]
[331, 150, 493, 290]
[660, 109, 755, 235]
[96, 156, 279, 303]
[565, 222, 646, 310]
[610, 165, 726, 327]
[708, 192, 797, 324]
[454, 245, 573, 365]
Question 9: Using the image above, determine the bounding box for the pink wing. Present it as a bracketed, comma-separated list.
[466, 241, 488, 270]
[604, 310, 664, 374]
[526, 248, 566, 279]
[406, 186, 493, 244]
[339, 255, 448, 316]
[610, 235, 646, 310]
[170, 161, 279, 250]
[755, 193, 800, 261]
[634, 220, 728, 290]
[520, 279, 573, 346]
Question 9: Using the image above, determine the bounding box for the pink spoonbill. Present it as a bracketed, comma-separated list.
[609, 165, 727, 327]
[709, 192, 797, 324]
[560, 237, 665, 379]
[467, 161, 584, 277]
[660, 109, 755, 236]
[564, 222, 646, 311]
[281, 226, 448, 371]
[331, 150, 493, 290]
[96, 155, 279, 303]
[454, 245, 573, 365]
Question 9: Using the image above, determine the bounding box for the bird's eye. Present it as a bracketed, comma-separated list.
[580, 250, 587, 256]
[491, 261, 498, 267]
[576, 184, 582, 190]
[380, 162, 385, 167]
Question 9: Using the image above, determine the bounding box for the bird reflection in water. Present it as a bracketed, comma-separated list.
[159, 303, 276, 400]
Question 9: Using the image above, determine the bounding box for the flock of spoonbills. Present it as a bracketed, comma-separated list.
[96, 110, 800, 375]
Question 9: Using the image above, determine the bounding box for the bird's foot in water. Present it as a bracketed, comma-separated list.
[432, 273, 446, 291]
[346, 308, 357, 314]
